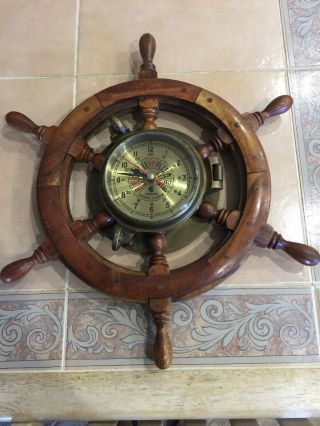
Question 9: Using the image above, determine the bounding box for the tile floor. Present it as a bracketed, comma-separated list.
[0, 0, 319, 368]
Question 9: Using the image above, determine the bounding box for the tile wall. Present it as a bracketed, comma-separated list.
[0, 0, 319, 368]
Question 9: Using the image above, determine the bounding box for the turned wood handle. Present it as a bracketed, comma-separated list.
[149, 298, 172, 369]
[153, 319, 173, 370]
[270, 235, 320, 266]
[1, 248, 48, 284]
[261, 95, 293, 119]
[243, 95, 293, 132]
[6, 111, 40, 135]
[139, 33, 156, 63]
[255, 224, 320, 266]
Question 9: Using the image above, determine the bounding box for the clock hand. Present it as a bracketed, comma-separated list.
[117, 171, 144, 178]
[124, 157, 164, 186]
[125, 158, 147, 175]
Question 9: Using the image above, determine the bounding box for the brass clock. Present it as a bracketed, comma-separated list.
[1, 34, 319, 369]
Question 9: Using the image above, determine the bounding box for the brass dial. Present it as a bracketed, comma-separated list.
[100, 129, 207, 232]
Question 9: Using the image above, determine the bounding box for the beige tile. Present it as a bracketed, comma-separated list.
[69, 71, 310, 291]
[78, 0, 285, 76]
[0, 0, 77, 76]
[0, 78, 74, 292]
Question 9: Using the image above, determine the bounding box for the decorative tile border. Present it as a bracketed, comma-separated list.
[66, 289, 318, 366]
[288, 71, 320, 281]
[0, 294, 64, 368]
[281, 0, 320, 281]
[281, 0, 320, 67]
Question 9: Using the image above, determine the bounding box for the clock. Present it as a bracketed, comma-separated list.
[1, 34, 319, 369]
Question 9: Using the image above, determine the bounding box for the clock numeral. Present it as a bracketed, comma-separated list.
[178, 174, 187, 181]
[166, 202, 170, 208]
[133, 203, 139, 209]
[121, 192, 126, 198]
[150, 206, 154, 213]
[133, 151, 138, 157]
[148, 146, 154, 153]
[176, 160, 181, 167]
[121, 161, 128, 168]
[116, 177, 121, 183]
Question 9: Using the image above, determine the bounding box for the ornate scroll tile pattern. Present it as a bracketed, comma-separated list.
[66, 291, 318, 366]
[288, 71, 320, 281]
[281, 0, 320, 66]
[281, 1, 320, 281]
[0, 295, 64, 368]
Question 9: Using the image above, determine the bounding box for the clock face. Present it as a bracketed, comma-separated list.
[100, 129, 206, 232]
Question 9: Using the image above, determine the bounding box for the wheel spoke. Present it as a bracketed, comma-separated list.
[198, 201, 241, 231]
[69, 210, 114, 242]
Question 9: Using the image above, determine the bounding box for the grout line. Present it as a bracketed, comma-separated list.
[1, 67, 320, 82]
[59, 0, 80, 371]
[311, 286, 320, 360]
[72, 0, 81, 108]
[277, 0, 291, 71]
[61, 272, 70, 370]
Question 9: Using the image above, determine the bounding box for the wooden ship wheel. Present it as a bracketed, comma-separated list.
[1, 34, 319, 369]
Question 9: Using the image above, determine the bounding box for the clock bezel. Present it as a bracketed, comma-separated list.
[99, 128, 207, 233]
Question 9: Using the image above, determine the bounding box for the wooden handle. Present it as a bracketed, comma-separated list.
[1, 248, 47, 284]
[139, 33, 156, 63]
[138, 34, 157, 79]
[1, 240, 57, 284]
[5, 111, 55, 143]
[149, 298, 173, 370]
[243, 95, 293, 132]
[261, 95, 293, 119]
[6, 111, 39, 134]
[255, 224, 320, 266]
[270, 234, 320, 266]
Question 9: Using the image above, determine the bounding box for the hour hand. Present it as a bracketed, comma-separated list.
[117, 170, 144, 178]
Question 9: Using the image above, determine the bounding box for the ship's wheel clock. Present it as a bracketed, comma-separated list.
[1, 34, 319, 369]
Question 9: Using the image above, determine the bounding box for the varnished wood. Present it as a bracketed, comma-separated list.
[139, 96, 159, 129]
[138, 33, 157, 79]
[34, 84, 271, 301]
[149, 298, 172, 369]
[196, 90, 269, 174]
[6, 111, 56, 144]
[198, 201, 241, 231]
[4, 34, 314, 370]
[68, 136, 105, 169]
[70, 210, 114, 241]
[0, 238, 57, 284]
[255, 224, 320, 266]
[148, 233, 169, 275]
[243, 95, 293, 132]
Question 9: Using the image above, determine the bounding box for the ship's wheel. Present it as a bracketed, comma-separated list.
[1, 34, 319, 369]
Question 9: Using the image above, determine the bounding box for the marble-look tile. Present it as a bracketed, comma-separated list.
[66, 289, 318, 366]
[78, 0, 285, 76]
[281, 0, 320, 67]
[0, 0, 77, 77]
[288, 71, 320, 282]
[0, 78, 73, 292]
[0, 294, 64, 368]
[68, 71, 310, 292]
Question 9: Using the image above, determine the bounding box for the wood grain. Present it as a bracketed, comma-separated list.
[0, 367, 319, 420]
